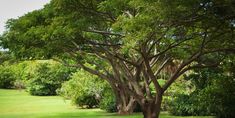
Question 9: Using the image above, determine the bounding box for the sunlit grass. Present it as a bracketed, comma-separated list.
[0, 89, 213, 118]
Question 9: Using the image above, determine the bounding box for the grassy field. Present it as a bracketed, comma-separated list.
[0, 89, 213, 118]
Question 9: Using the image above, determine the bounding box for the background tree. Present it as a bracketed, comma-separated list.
[1, 0, 235, 118]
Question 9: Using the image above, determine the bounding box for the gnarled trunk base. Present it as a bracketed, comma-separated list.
[142, 108, 160, 118]
[118, 109, 132, 115]
[141, 95, 162, 118]
[117, 97, 136, 115]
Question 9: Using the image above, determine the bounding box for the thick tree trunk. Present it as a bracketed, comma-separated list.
[141, 94, 163, 118]
[110, 83, 136, 115]
[117, 96, 136, 115]
[117, 105, 134, 115]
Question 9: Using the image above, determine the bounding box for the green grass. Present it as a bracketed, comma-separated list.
[0, 89, 213, 118]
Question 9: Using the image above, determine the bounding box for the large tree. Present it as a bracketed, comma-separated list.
[1, 0, 235, 118]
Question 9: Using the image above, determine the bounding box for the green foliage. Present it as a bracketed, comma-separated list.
[27, 62, 73, 96]
[0, 66, 16, 88]
[0, 0, 235, 117]
[169, 66, 235, 117]
[162, 78, 194, 111]
[169, 93, 211, 116]
[198, 76, 235, 118]
[99, 87, 117, 112]
[59, 69, 106, 108]
[0, 59, 33, 89]
[166, 78, 204, 115]
[74, 94, 99, 109]
[9, 61, 33, 89]
[0, 51, 12, 64]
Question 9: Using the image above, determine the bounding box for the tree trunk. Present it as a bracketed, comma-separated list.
[141, 94, 163, 118]
[117, 105, 134, 115]
[117, 96, 136, 115]
[110, 83, 136, 115]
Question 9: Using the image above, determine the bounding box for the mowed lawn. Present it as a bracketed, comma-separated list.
[0, 89, 213, 118]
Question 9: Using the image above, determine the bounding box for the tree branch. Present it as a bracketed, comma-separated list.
[162, 52, 201, 91]
[150, 37, 193, 59]
[154, 57, 170, 76]
[85, 29, 124, 37]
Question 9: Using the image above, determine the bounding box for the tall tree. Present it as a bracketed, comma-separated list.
[1, 0, 235, 118]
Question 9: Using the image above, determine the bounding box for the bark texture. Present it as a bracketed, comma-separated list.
[141, 94, 162, 118]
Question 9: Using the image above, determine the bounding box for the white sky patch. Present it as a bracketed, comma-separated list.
[0, 0, 50, 35]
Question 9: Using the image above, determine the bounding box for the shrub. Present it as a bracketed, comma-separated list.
[59, 69, 105, 108]
[99, 88, 117, 112]
[169, 94, 190, 116]
[198, 76, 235, 118]
[0, 66, 16, 88]
[27, 62, 72, 96]
[74, 94, 99, 108]
[169, 93, 210, 116]
[10, 61, 32, 89]
[162, 78, 194, 112]
[169, 68, 235, 117]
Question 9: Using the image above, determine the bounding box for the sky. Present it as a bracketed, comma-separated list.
[0, 0, 50, 35]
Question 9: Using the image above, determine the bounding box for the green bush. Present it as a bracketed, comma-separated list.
[169, 94, 189, 116]
[0, 61, 34, 89]
[9, 61, 32, 89]
[99, 88, 117, 112]
[27, 62, 72, 96]
[198, 76, 235, 118]
[0, 66, 16, 88]
[59, 69, 105, 108]
[162, 77, 194, 112]
[169, 67, 235, 117]
[74, 94, 99, 108]
[169, 93, 210, 116]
